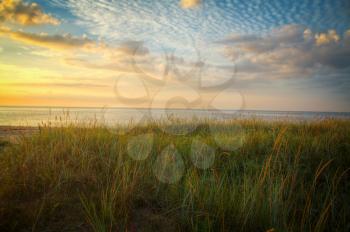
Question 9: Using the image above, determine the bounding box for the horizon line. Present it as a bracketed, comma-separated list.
[0, 105, 349, 114]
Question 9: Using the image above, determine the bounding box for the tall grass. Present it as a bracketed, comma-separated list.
[0, 118, 349, 231]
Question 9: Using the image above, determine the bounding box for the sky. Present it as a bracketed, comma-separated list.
[0, 0, 349, 112]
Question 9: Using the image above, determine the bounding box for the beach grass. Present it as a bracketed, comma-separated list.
[0, 118, 349, 231]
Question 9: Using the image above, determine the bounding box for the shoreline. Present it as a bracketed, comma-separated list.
[1, 117, 350, 136]
[0, 126, 38, 143]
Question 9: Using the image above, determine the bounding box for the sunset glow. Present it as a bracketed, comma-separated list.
[0, 0, 349, 112]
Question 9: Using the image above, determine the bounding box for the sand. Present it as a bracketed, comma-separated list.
[0, 126, 38, 143]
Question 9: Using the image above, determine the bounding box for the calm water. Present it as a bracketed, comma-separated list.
[0, 107, 349, 127]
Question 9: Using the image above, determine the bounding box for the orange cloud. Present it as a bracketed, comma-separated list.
[0, 27, 95, 50]
[344, 29, 350, 40]
[0, 0, 59, 25]
[315, 30, 340, 46]
[180, 0, 201, 9]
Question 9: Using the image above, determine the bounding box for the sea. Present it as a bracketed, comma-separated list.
[0, 106, 350, 127]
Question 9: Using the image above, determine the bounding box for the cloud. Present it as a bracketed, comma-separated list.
[313, 42, 350, 69]
[0, 0, 59, 25]
[220, 25, 350, 80]
[315, 30, 340, 46]
[303, 28, 313, 41]
[64, 58, 136, 73]
[0, 27, 95, 50]
[62, 40, 153, 73]
[345, 29, 350, 40]
[180, 0, 201, 9]
[0, 25, 156, 75]
[106, 40, 149, 62]
[117, 40, 148, 55]
[0, 26, 149, 60]
[218, 25, 307, 55]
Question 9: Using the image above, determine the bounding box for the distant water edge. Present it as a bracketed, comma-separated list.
[0, 107, 349, 127]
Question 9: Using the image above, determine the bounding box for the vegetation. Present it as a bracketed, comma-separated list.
[0, 118, 349, 231]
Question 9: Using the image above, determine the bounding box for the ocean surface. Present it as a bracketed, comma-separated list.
[0, 106, 350, 127]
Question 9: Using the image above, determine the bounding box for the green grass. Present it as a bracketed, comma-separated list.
[0, 118, 349, 231]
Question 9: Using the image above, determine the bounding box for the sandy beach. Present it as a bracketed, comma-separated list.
[0, 126, 38, 143]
